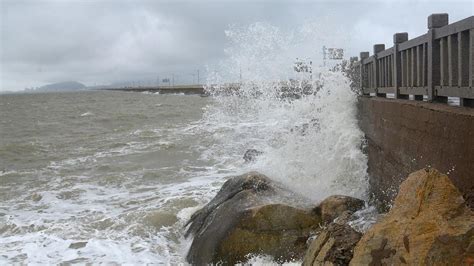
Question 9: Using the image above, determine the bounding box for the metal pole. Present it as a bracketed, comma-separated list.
[239, 65, 242, 83]
[323, 46, 326, 67]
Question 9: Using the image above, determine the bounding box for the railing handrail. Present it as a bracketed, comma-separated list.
[355, 14, 474, 107]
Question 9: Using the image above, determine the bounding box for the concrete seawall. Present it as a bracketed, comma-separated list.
[357, 96, 474, 209]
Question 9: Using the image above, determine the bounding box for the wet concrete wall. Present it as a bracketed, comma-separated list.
[357, 96, 474, 209]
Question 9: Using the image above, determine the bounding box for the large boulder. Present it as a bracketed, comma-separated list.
[350, 168, 474, 265]
[185, 172, 322, 264]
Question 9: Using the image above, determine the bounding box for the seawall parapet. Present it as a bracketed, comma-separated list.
[357, 96, 474, 209]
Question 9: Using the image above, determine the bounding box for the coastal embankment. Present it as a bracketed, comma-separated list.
[358, 97, 474, 209]
[356, 13, 474, 209]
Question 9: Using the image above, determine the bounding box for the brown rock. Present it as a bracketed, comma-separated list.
[185, 172, 321, 265]
[303, 222, 362, 266]
[317, 195, 365, 223]
[350, 168, 474, 265]
[218, 204, 320, 263]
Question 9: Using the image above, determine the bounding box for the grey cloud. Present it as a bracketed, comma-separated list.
[1, 0, 472, 90]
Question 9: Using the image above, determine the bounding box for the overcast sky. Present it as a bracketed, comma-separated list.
[1, 0, 473, 91]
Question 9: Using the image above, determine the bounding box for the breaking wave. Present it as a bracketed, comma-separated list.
[203, 22, 368, 201]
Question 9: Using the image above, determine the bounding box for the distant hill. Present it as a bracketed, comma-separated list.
[36, 81, 87, 92]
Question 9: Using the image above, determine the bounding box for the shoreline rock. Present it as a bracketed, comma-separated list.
[184, 172, 367, 264]
[185, 172, 322, 264]
[350, 168, 474, 265]
[184, 167, 474, 265]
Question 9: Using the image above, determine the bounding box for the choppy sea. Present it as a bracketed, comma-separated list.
[1, 22, 373, 264]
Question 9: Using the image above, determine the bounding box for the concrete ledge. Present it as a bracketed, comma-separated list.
[357, 96, 474, 210]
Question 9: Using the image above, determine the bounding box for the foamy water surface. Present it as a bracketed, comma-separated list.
[0, 21, 372, 264]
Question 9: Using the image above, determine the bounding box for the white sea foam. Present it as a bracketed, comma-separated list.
[246, 254, 302, 265]
[80, 111, 94, 117]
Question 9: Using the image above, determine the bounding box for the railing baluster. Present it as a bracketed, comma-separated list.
[423, 43, 428, 87]
[417, 45, 422, 87]
[412, 47, 417, 88]
[388, 55, 392, 88]
[408, 49, 412, 88]
[448, 34, 458, 87]
[458, 31, 469, 87]
[402, 50, 407, 87]
[440, 37, 448, 87]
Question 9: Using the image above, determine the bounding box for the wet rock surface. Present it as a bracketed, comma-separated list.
[350, 168, 474, 265]
[316, 195, 365, 223]
[303, 197, 366, 266]
[185, 172, 321, 264]
[303, 222, 362, 266]
[243, 149, 263, 163]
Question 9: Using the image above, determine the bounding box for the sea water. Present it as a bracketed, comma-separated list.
[0, 22, 371, 264]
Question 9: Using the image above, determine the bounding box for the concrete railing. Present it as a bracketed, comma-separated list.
[356, 14, 474, 107]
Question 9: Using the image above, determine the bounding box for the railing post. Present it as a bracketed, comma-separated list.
[373, 44, 385, 97]
[393, 33, 409, 99]
[464, 28, 474, 107]
[360, 52, 369, 95]
[427, 13, 449, 102]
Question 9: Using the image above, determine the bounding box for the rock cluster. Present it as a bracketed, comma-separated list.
[185, 172, 365, 264]
[184, 168, 473, 265]
[185, 172, 322, 264]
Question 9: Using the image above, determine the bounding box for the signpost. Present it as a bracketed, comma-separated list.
[322, 46, 344, 66]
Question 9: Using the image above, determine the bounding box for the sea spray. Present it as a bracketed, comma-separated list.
[202, 22, 369, 201]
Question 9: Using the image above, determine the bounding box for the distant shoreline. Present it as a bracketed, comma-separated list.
[103, 85, 205, 95]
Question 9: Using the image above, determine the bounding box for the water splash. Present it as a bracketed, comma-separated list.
[203, 22, 368, 201]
